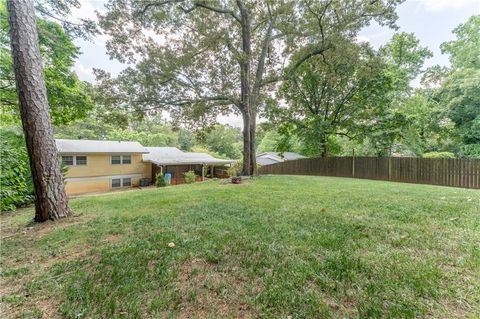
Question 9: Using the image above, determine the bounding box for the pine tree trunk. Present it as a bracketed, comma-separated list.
[7, 0, 71, 222]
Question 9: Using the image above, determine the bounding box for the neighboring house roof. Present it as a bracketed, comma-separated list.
[143, 147, 236, 165]
[256, 156, 280, 166]
[55, 139, 149, 154]
[256, 152, 306, 165]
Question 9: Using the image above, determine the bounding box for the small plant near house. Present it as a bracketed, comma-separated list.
[155, 173, 167, 187]
[227, 165, 238, 177]
[183, 170, 196, 184]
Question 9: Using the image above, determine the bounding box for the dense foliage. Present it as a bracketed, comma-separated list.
[0, 1, 94, 125]
[0, 127, 34, 211]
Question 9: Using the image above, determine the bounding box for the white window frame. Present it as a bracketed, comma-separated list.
[122, 177, 132, 187]
[62, 155, 74, 166]
[62, 155, 87, 166]
[111, 178, 122, 188]
[111, 155, 132, 165]
[121, 155, 131, 164]
[111, 177, 132, 188]
[75, 155, 88, 166]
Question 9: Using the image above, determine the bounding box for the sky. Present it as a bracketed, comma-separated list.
[71, 0, 480, 127]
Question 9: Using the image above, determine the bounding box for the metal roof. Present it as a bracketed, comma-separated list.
[143, 147, 235, 165]
[257, 152, 306, 162]
[55, 139, 149, 154]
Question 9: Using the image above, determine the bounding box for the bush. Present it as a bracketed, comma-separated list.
[0, 127, 34, 211]
[422, 152, 456, 159]
[227, 165, 238, 177]
[183, 170, 196, 184]
[459, 144, 480, 158]
[155, 173, 167, 187]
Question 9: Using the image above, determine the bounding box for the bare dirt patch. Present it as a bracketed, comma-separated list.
[1, 213, 88, 241]
[176, 258, 260, 319]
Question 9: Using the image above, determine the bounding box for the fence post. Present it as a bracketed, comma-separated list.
[352, 149, 355, 178]
[388, 157, 391, 181]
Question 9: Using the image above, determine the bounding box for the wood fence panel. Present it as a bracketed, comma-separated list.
[258, 156, 480, 189]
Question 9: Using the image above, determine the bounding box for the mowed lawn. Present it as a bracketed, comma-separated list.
[1, 176, 479, 319]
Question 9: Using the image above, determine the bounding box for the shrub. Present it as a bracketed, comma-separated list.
[459, 144, 480, 158]
[0, 127, 34, 211]
[155, 173, 167, 187]
[422, 152, 456, 159]
[183, 170, 196, 184]
[227, 165, 238, 177]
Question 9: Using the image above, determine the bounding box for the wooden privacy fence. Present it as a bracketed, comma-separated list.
[258, 157, 480, 189]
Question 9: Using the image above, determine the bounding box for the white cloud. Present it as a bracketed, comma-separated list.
[412, 0, 480, 12]
[74, 61, 95, 82]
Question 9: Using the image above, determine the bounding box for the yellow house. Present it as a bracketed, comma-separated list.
[56, 139, 236, 195]
[56, 139, 151, 195]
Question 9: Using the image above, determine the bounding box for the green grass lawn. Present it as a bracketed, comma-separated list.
[1, 176, 479, 318]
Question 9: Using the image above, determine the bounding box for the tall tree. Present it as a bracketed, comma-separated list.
[7, 0, 70, 221]
[273, 40, 392, 157]
[98, 0, 402, 174]
[1, 1, 94, 125]
[365, 32, 433, 156]
[437, 15, 480, 157]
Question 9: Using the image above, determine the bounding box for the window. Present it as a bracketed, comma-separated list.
[122, 155, 131, 164]
[111, 155, 121, 165]
[62, 156, 74, 166]
[76, 156, 87, 165]
[122, 178, 131, 187]
[112, 155, 131, 165]
[111, 179, 121, 188]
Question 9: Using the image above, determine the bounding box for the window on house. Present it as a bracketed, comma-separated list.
[122, 178, 131, 187]
[62, 156, 74, 166]
[111, 179, 121, 188]
[122, 155, 131, 164]
[76, 156, 87, 165]
[111, 155, 121, 165]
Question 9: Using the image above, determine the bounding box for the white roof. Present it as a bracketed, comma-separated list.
[55, 139, 149, 154]
[257, 152, 306, 162]
[143, 147, 235, 165]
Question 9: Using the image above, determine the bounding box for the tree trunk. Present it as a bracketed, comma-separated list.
[7, 0, 71, 222]
[241, 109, 252, 176]
[237, 0, 256, 176]
[249, 110, 257, 175]
[321, 135, 328, 158]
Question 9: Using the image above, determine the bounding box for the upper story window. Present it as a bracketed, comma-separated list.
[111, 155, 121, 165]
[76, 156, 87, 165]
[111, 155, 132, 165]
[122, 155, 131, 164]
[62, 156, 74, 166]
[62, 155, 87, 166]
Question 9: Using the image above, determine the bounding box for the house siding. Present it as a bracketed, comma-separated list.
[62, 154, 152, 195]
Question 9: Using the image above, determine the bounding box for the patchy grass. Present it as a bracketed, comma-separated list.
[1, 176, 479, 318]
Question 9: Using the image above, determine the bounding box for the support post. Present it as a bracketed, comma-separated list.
[202, 164, 205, 182]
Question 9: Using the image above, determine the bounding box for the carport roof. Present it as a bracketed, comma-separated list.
[143, 147, 235, 165]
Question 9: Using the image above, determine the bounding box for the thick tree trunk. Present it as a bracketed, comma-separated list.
[237, 0, 256, 176]
[242, 110, 252, 176]
[249, 111, 256, 175]
[7, 0, 71, 222]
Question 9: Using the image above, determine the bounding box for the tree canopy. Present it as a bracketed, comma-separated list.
[0, 1, 94, 125]
[97, 0, 404, 173]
